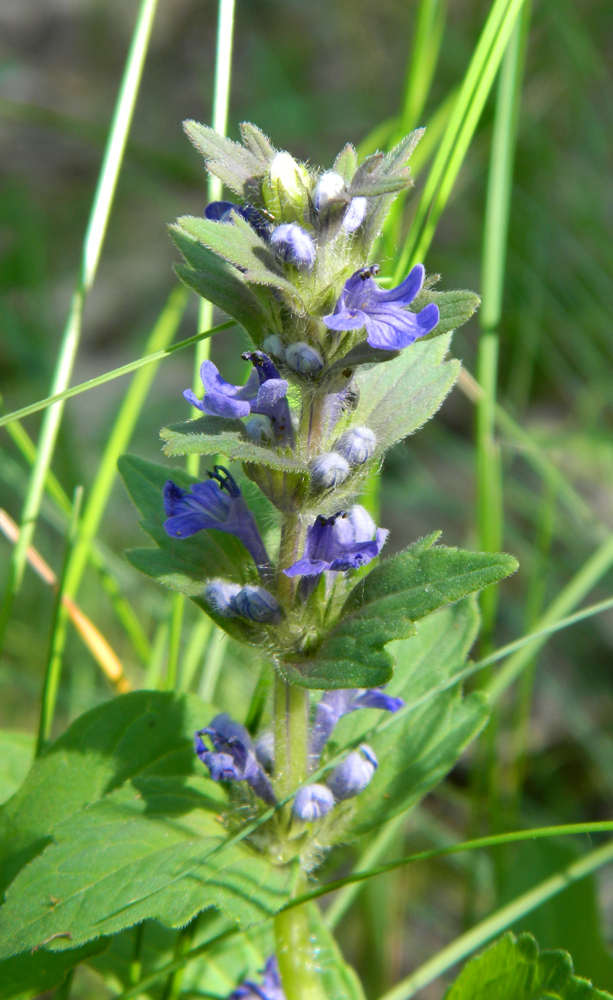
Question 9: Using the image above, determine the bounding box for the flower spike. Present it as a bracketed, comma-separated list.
[323, 263, 440, 350]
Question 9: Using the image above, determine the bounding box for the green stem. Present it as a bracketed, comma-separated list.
[273, 675, 322, 998]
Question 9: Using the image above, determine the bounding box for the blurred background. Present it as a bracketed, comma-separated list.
[1, 0, 613, 996]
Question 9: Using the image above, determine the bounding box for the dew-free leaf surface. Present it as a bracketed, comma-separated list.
[444, 931, 613, 1000]
[285, 535, 518, 688]
[0, 692, 296, 963]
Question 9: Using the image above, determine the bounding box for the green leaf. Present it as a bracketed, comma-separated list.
[161, 415, 310, 477]
[444, 932, 613, 1000]
[0, 940, 108, 1000]
[0, 732, 34, 806]
[118, 454, 256, 585]
[333, 143, 358, 184]
[330, 599, 486, 836]
[183, 120, 269, 198]
[0, 693, 296, 962]
[173, 215, 303, 306]
[238, 121, 276, 167]
[361, 129, 424, 247]
[335, 334, 460, 458]
[171, 229, 271, 342]
[415, 287, 481, 339]
[497, 839, 613, 990]
[284, 535, 518, 688]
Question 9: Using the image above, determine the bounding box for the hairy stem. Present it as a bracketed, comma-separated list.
[273, 482, 324, 997]
[273, 677, 323, 997]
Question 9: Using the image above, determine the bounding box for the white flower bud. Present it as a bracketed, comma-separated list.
[314, 171, 346, 211]
[310, 453, 350, 490]
[285, 341, 324, 376]
[333, 426, 377, 465]
[342, 196, 368, 232]
[203, 580, 242, 617]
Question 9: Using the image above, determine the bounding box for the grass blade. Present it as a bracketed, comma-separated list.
[0, 0, 160, 648]
[394, 0, 528, 279]
[375, 838, 613, 1000]
[0, 319, 233, 431]
[477, 4, 530, 640]
[487, 534, 613, 700]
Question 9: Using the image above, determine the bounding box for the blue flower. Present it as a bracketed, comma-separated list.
[184, 352, 294, 447]
[292, 783, 335, 822]
[195, 713, 276, 806]
[310, 687, 404, 761]
[205, 200, 271, 241]
[327, 744, 378, 800]
[163, 466, 271, 578]
[229, 956, 285, 1000]
[283, 505, 388, 578]
[323, 263, 439, 350]
[270, 223, 316, 270]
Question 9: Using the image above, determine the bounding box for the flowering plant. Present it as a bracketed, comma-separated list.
[0, 125, 522, 998]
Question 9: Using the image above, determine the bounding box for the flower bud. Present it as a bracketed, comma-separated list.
[245, 414, 275, 446]
[309, 453, 350, 490]
[314, 171, 345, 211]
[342, 196, 368, 232]
[285, 341, 324, 376]
[332, 426, 377, 466]
[262, 334, 286, 361]
[203, 580, 242, 618]
[270, 224, 316, 270]
[327, 744, 378, 800]
[233, 585, 282, 624]
[292, 784, 335, 822]
[262, 152, 310, 221]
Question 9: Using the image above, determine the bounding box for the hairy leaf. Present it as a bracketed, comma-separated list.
[284, 535, 518, 688]
[416, 287, 481, 340]
[334, 334, 460, 457]
[161, 415, 309, 476]
[239, 121, 276, 167]
[0, 693, 296, 962]
[445, 932, 613, 1000]
[171, 228, 272, 341]
[174, 215, 302, 306]
[183, 120, 268, 197]
[333, 599, 486, 835]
